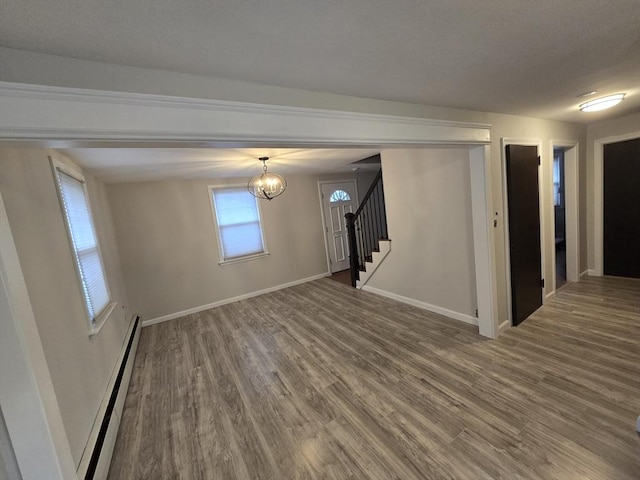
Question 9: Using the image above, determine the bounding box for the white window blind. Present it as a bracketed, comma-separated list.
[211, 187, 266, 261]
[56, 169, 110, 321]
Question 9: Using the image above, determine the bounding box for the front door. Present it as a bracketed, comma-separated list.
[506, 145, 543, 326]
[321, 181, 358, 273]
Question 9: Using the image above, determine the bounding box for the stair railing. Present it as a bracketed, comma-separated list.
[345, 169, 388, 287]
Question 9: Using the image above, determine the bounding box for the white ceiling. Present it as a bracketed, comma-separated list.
[1, 0, 639, 124]
[63, 148, 381, 183]
[3, 1, 639, 183]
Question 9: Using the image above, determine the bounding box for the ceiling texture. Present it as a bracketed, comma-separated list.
[64, 148, 382, 183]
[1, 0, 639, 180]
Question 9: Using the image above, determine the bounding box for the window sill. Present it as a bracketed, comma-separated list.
[88, 301, 117, 337]
[219, 252, 270, 266]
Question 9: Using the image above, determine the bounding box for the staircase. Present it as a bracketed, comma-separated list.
[355, 239, 391, 288]
[345, 169, 390, 288]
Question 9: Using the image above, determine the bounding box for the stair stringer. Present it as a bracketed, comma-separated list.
[356, 240, 391, 289]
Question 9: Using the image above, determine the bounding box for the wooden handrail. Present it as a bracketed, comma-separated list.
[353, 169, 383, 219]
[345, 169, 387, 287]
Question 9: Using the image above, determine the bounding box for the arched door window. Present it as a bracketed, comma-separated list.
[329, 189, 351, 203]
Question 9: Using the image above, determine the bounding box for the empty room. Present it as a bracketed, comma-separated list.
[1, 1, 639, 479]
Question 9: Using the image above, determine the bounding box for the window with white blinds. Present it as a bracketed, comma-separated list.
[210, 187, 267, 262]
[54, 167, 111, 324]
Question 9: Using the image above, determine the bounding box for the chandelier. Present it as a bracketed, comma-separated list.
[247, 157, 287, 200]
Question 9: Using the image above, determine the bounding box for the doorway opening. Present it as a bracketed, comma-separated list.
[551, 141, 579, 292]
[553, 148, 567, 289]
[329, 269, 352, 286]
[318, 180, 359, 275]
[593, 131, 640, 276]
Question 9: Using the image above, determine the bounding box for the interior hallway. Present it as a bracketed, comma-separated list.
[108, 276, 640, 479]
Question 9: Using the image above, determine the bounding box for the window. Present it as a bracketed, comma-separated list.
[52, 159, 113, 334]
[553, 152, 564, 207]
[210, 186, 268, 263]
[329, 189, 351, 203]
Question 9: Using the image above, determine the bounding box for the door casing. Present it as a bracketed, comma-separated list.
[593, 131, 640, 276]
[550, 141, 580, 289]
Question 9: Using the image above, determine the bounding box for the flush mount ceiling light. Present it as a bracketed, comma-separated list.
[579, 93, 625, 112]
[247, 157, 287, 201]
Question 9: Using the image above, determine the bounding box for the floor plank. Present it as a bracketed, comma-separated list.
[109, 275, 640, 479]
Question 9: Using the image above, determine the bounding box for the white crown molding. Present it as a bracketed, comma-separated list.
[0, 82, 491, 146]
[0, 82, 490, 127]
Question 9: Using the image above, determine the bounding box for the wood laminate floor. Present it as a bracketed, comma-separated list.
[108, 276, 640, 480]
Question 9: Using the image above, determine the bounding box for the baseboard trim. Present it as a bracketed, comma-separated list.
[77, 316, 140, 480]
[545, 291, 555, 300]
[361, 285, 478, 327]
[580, 269, 590, 278]
[498, 319, 511, 334]
[142, 272, 331, 327]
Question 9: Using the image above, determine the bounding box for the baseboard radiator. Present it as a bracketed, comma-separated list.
[77, 316, 140, 480]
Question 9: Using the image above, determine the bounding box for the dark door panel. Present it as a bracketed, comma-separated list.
[604, 138, 640, 278]
[506, 145, 543, 325]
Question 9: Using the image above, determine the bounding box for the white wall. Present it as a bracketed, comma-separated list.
[105, 171, 375, 321]
[366, 149, 477, 318]
[0, 148, 132, 467]
[585, 112, 640, 272]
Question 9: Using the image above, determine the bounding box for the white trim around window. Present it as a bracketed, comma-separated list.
[50, 156, 115, 336]
[208, 184, 270, 265]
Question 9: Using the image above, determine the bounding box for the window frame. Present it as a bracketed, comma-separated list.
[50, 156, 115, 336]
[208, 184, 270, 265]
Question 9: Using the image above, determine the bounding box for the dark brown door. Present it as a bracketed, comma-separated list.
[604, 138, 640, 278]
[506, 145, 543, 325]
